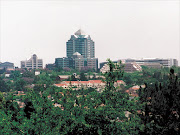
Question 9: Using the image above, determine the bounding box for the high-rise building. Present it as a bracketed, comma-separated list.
[66, 29, 95, 58]
[55, 29, 98, 71]
[21, 54, 43, 69]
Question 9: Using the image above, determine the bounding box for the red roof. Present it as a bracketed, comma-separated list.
[80, 81, 91, 84]
[56, 80, 124, 87]
[89, 80, 103, 83]
[117, 80, 124, 83]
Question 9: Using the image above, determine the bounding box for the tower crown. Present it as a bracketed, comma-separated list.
[67, 30, 95, 58]
[74, 29, 85, 35]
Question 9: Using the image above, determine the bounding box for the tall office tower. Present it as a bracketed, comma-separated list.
[55, 29, 98, 71]
[66, 29, 95, 58]
[21, 54, 43, 69]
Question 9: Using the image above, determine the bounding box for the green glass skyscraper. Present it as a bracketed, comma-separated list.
[66, 29, 95, 58]
[55, 29, 98, 71]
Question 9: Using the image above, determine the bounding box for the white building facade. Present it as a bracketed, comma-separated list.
[21, 54, 43, 69]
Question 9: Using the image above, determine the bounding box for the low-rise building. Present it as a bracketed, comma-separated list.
[100, 62, 142, 73]
[55, 52, 98, 71]
[45, 63, 55, 70]
[125, 58, 178, 68]
[138, 62, 163, 69]
[0, 62, 14, 70]
[35, 71, 40, 76]
[56, 75, 71, 81]
[55, 57, 74, 69]
[124, 63, 142, 72]
[21, 54, 43, 69]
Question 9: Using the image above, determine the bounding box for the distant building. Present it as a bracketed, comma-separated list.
[100, 58, 178, 72]
[100, 62, 142, 73]
[45, 63, 55, 70]
[55, 29, 98, 71]
[0, 62, 14, 70]
[66, 29, 95, 58]
[100, 64, 109, 73]
[35, 71, 40, 76]
[100, 61, 118, 69]
[5, 73, 11, 77]
[55, 57, 74, 69]
[138, 63, 163, 69]
[56, 75, 71, 81]
[124, 63, 142, 72]
[55, 52, 98, 71]
[125, 58, 178, 68]
[86, 58, 98, 71]
[21, 54, 43, 69]
[72, 52, 84, 70]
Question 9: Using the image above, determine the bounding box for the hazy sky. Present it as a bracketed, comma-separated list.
[0, 0, 179, 67]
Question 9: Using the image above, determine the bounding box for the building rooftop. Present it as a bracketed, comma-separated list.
[74, 29, 85, 35]
[73, 52, 81, 56]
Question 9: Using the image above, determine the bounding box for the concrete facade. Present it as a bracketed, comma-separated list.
[21, 54, 43, 69]
[0, 62, 14, 70]
[66, 29, 95, 58]
[55, 30, 98, 71]
[125, 58, 178, 68]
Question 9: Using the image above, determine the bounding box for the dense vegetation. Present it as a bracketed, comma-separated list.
[0, 60, 180, 134]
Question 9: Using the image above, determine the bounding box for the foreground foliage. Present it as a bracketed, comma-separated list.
[0, 60, 143, 134]
[139, 69, 180, 134]
[1, 60, 180, 134]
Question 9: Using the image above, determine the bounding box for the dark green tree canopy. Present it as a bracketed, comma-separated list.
[139, 69, 180, 134]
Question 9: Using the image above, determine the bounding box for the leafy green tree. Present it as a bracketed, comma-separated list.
[70, 74, 77, 81]
[79, 72, 88, 81]
[10, 70, 22, 79]
[102, 59, 124, 91]
[34, 72, 53, 88]
[23, 70, 35, 78]
[139, 69, 180, 134]
[0, 77, 9, 92]
[14, 78, 26, 91]
[122, 73, 133, 86]
[0, 92, 5, 109]
[0, 59, 144, 134]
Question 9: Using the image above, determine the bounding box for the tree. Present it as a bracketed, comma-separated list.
[0, 92, 5, 109]
[102, 59, 124, 91]
[0, 77, 9, 92]
[23, 70, 35, 78]
[139, 69, 180, 134]
[14, 78, 26, 91]
[79, 73, 87, 81]
[0, 59, 143, 134]
[70, 74, 77, 81]
[10, 70, 22, 79]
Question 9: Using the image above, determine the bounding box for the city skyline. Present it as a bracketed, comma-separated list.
[55, 29, 98, 71]
[0, 0, 179, 67]
[66, 29, 95, 58]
